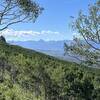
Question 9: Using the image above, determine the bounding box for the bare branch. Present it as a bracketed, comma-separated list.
[0, 0, 43, 31]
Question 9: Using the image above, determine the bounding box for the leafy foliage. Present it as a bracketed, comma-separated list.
[0, 41, 100, 100]
[65, 0, 100, 67]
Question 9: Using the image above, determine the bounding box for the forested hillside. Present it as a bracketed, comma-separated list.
[0, 41, 100, 100]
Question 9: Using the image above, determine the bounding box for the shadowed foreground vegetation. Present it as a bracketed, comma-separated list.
[0, 41, 100, 100]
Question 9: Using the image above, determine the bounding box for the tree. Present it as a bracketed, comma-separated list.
[64, 0, 100, 67]
[0, 0, 43, 31]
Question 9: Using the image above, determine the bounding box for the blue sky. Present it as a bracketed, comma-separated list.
[1, 0, 96, 41]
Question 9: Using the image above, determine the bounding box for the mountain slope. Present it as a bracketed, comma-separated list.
[0, 41, 100, 100]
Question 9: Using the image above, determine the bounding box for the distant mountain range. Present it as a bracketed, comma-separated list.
[8, 40, 78, 62]
[8, 40, 69, 51]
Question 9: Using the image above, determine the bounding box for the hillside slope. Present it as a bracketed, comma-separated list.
[0, 41, 100, 100]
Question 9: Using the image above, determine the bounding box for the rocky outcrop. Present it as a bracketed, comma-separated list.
[0, 36, 6, 43]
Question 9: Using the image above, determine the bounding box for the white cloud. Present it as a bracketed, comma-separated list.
[0, 29, 65, 41]
[41, 30, 59, 35]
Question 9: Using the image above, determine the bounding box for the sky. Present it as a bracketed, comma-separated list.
[1, 0, 96, 41]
